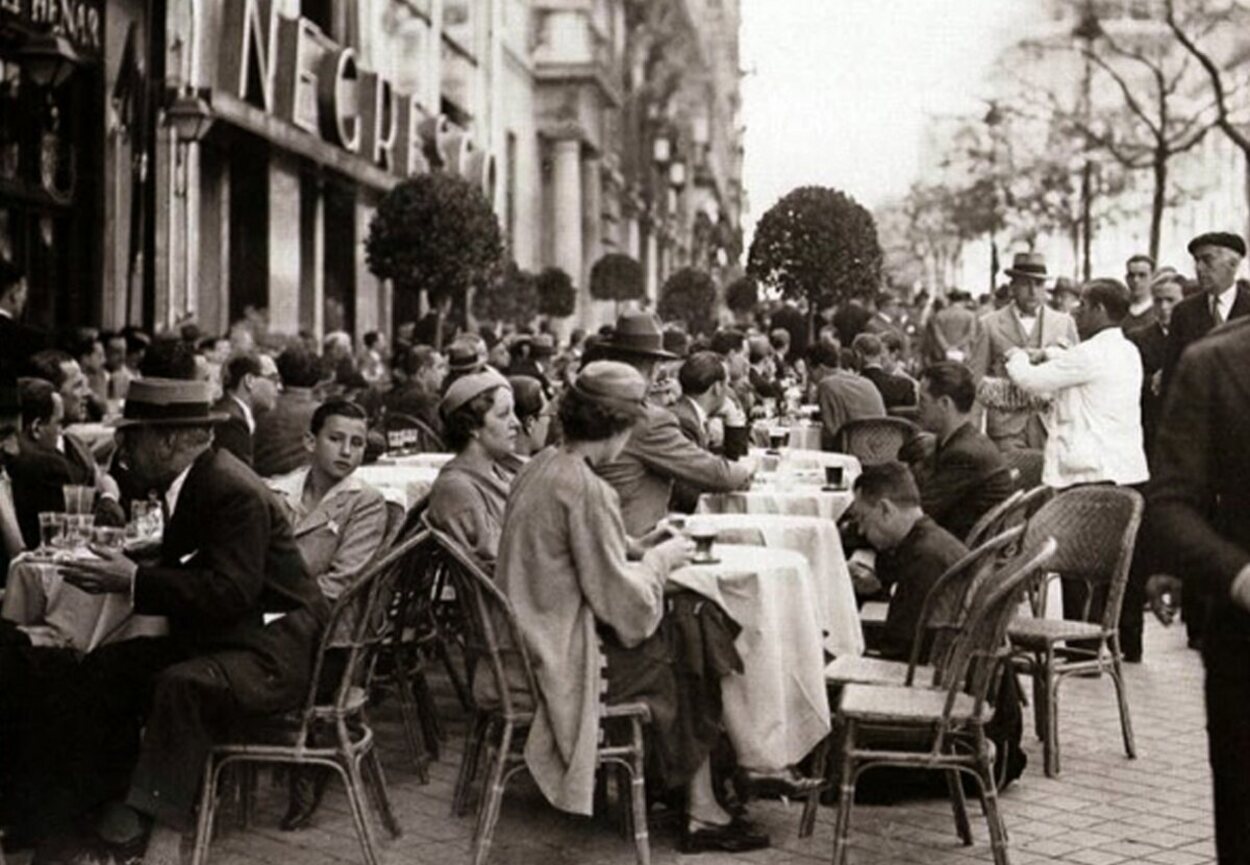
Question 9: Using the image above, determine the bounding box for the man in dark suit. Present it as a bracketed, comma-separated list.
[1159, 233, 1250, 650]
[853, 333, 916, 409]
[1127, 273, 1183, 461]
[48, 378, 327, 862]
[212, 353, 280, 467]
[1148, 317, 1250, 864]
[1160, 232, 1250, 398]
[0, 258, 46, 373]
[907, 362, 1012, 541]
[673, 351, 732, 449]
[254, 346, 323, 477]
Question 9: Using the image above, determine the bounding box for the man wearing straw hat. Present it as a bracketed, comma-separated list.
[43, 378, 327, 865]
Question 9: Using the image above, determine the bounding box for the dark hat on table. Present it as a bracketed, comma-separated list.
[597, 312, 678, 361]
[1187, 231, 1246, 258]
[113, 378, 229, 428]
[1004, 252, 1048, 281]
[572, 361, 648, 418]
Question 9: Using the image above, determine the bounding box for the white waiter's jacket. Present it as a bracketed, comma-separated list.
[1005, 327, 1149, 489]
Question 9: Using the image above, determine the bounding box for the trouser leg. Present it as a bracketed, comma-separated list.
[1204, 640, 1250, 865]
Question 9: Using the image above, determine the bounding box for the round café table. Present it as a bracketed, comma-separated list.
[750, 420, 823, 452]
[686, 513, 864, 659]
[353, 464, 441, 510]
[698, 474, 855, 523]
[2, 552, 168, 653]
[746, 448, 861, 478]
[669, 544, 832, 772]
[372, 452, 454, 470]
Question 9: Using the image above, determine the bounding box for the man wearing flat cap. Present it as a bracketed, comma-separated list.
[32, 378, 327, 864]
[595, 312, 753, 536]
[1161, 232, 1250, 399]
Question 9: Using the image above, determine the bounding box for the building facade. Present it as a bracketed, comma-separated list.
[0, 0, 744, 343]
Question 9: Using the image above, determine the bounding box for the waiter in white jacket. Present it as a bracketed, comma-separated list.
[1005, 277, 1151, 659]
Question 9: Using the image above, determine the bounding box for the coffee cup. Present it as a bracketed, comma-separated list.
[767, 429, 789, 452]
[825, 465, 845, 489]
[689, 525, 717, 562]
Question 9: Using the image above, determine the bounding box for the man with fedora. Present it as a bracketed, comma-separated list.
[595, 312, 753, 536]
[36, 378, 327, 864]
[970, 252, 1079, 452]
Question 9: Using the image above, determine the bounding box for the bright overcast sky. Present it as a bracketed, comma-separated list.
[740, 0, 1047, 239]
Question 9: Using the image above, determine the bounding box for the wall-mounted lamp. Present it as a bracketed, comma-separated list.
[19, 32, 81, 88]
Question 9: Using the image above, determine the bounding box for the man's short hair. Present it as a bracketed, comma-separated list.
[806, 342, 841, 370]
[310, 398, 367, 435]
[18, 377, 57, 428]
[0, 258, 23, 299]
[363, 331, 381, 350]
[1083, 278, 1131, 323]
[66, 330, 102, 363]
[879, 330, 904, 355]
[139, 337, 198, 379]
[921, 362, 977, 413]
[768, 328, 791, 351]
[709, 329, 745, 356]
[276, 346, 323, 388]
[678, 351, 727, 397]
[851, 333, 884, 360]
[26, 350, 72, 388]
[399, 345, 439, 377]
[222, 353, 263, 392]
[853, 461, 921, 508]
[1126, 254, 1155, 270]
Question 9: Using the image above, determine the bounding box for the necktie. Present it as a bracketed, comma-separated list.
[1211, 297, 1225, 325]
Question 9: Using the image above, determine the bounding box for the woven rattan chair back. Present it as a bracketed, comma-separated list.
[380, 411, 446, 454]
[1002, 448, 1044, 490]
[837, 416, 918, 465]
[964, 489, 1024, 548]
[1021, 486, 1143, 630]
[936, 537, 1057, 732]
[912, 525, 1027, 679]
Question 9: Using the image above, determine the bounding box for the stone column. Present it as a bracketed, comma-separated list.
[551, 137, 584, 323]
[268, 152, 302, 335]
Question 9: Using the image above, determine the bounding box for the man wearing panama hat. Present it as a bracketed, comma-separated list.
[594, 312, 753, 536]
[36, 378, 327, 864]
[970, 252, 1079, 451]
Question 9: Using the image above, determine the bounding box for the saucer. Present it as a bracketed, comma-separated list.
[690, 556, 721, 566]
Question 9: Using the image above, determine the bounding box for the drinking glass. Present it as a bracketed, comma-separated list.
[92, 526, 127, 551]
[65, 514, 96, 549]
[62, 484, 95, 515]
[128, 499, 163, 542]
[38, 512, 66, 552]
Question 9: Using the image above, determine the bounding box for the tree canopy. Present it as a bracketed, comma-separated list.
[747, 186, 883, 310]
[589, 253, 645, 302]
[365, 172, 504, 306]
[536, 267, 577, 318]
[474, 261, 538, 326]
[725, 275, 759, 314]
[657, 267, 718, 335]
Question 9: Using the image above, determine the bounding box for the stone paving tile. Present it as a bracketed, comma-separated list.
[6, 619, 1216, 865]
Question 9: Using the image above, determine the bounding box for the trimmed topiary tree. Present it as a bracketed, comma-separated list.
[748, 186, 883, 337]
[589, 253, 645, 304]
[366, 172, 505, 313]
[658, 267, 719, 336]
[474, 261, 538, 328]
[725, 274, 759, 315]
[536, 267, 577, 320]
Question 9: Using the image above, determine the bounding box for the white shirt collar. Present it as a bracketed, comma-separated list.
[1128, 297, 1153, 317]
[165, 463, 194, 517]
[1212, 284, 1238, 318]
[230, 394, 255, 433]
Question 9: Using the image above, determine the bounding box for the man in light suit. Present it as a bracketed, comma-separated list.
[596, 314, 753, 536]
[969, 252, 1079, 452]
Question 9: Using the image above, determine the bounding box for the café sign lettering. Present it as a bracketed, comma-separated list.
[0, 0, 103, 55]
[216, 0, 492, 192]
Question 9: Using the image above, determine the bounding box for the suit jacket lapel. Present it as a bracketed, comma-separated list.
[1231, 285, 1250, 321]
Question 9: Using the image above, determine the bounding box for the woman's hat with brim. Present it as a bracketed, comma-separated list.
[598, 312, 678, 360]
[440, 368, 511, 418]
[112, 378, 229, 428]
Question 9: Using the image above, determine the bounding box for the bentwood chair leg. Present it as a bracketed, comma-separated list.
[453, 712, 490, 817]
[832, 722, 858, 865]
[473, 723, 514, 865]
[363, 747, 403, 838]
[976, 760, 1010, 865]
[1108, 638, 1137, 759]
[1031, 655, 1046, 740]
[945, 770, 973, 846]
[341, 756, 383, 865]
[799, 736, 830, 838]
[629, 718, 651, 865]
[190, 756, 221, 865]
[1045, 670, 1062, 778]
[395, 665, 432, 782]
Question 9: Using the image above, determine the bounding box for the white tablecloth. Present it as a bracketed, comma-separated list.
[2, 554, 167, 652]
[373, 452, 454, 469]
[353, 464, 440, 509]
[689, 513, 864, 659]
[747, 448, 861, 477]
[670, 545, 832, 771]
[750, 421, 823, 452]
[698, 477, 855, 523]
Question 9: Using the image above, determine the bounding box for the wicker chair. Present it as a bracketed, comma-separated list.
[964, 489, 1024, 548]
[836, 416, 918, 465]
[964, 483, 1053, 551]
[829, 538, 1057, 865]
[380, 412, 445, 455]
[189, 530, 430, 865]
[430, 529, 652, 865]
[1008, 486, 1144, 777]
[1002, 448, 1044, 491]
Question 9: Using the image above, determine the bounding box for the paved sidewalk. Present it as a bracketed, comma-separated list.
[18, 618, 1214, 865]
